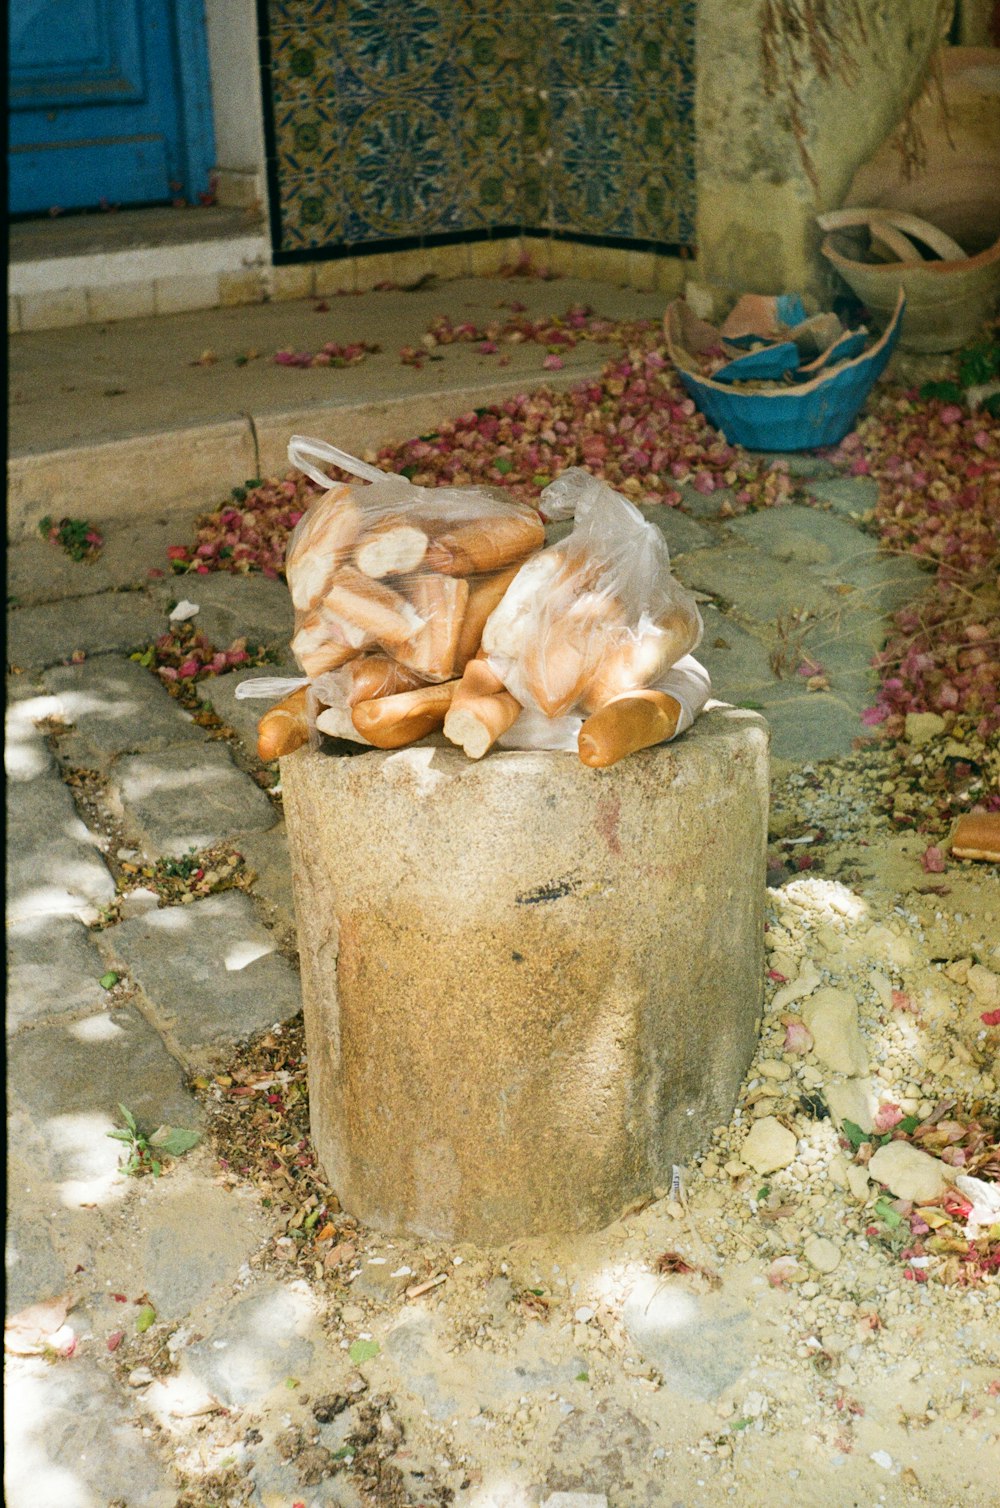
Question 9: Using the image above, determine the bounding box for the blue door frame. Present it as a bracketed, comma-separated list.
[8, 0, 216, 215]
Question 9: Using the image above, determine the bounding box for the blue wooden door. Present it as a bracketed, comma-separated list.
[8, 0, 215, 215]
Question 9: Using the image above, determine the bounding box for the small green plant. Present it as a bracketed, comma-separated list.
[38, 515, 104, 562]
[107, 1104, 200, 1178]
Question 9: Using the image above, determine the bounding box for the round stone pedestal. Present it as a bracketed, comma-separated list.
[281, 707, 769, 1244]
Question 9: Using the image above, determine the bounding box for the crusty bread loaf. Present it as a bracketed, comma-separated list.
[480, 550, 565, 661]
[350, 680, 458, 748]
[344, 654, 428, 706]
[257, 687, 311, 761]
[285, 488, 363, 610]
[454, 565, 521, 671]
[424, 510, 544, 576]
[323, 565, 426, 648]
[291, 606, 363, 676]
[950, 811, 1000, 862]
[394, 574, 470, 680]
[522, 589, 609, 717]
[443, 657, 521, 759]
[580, 605, 701, 712]
[354, 516, 429, 578]
[578, 689, 682, 768]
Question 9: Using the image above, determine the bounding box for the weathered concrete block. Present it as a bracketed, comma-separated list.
[282, 707, 769, 1243]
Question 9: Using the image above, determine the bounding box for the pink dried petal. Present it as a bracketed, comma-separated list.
[542, 354, 564, 371]
[920, 845, 946, 873]
[783, 1020, 812, 1054]
[873, 1103, 903, 1134]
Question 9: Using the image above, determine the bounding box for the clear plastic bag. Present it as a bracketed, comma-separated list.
[482, 469, 705, 723]
[285, 436, 545, 684]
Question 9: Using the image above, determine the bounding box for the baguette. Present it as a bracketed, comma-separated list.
[424, 510, 544, 576]
[950, 811, 1000, 862]
[286, 489, 364, 610]
[323, 565, 425, 648]
[314, 704, 372, 744]
[522, 589, 609, 717]
[578, 690, 682, 768]
[443, 657, 521, 759]
[345, 654, 428, 705]
[393, 573, 470, 680]
[480, 549, 565, 660]
[454, 564, 521, 671]
[257, 687, 311, 761]
[580, 605, 701, 712]
[291, 606, 362, 677]
[351, 681, 459, 749]
[354, 516, 429, 578]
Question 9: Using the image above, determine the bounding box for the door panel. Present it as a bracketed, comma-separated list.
[8, 0, 214, 214]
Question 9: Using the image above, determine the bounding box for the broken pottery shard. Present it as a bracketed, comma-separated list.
[801, 988, 869, 1076]
[867, 1142, 951, 1204]
[742, 1116, 797, 1175]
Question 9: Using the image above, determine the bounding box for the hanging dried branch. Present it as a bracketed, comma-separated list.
[759, 0, 953, 197]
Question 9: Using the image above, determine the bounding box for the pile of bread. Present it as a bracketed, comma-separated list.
[259, 465, 707, 769]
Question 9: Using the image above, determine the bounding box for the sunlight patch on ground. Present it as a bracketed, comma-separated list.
[46, 1110, 127, 1208]
[224, 938, 274, 972]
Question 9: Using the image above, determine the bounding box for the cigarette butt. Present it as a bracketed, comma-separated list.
[405, 1273, 447, 1300]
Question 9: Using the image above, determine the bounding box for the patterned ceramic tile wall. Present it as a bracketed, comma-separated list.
[261, 0, 695, 259]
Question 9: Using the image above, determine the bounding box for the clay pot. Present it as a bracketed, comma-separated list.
[821, 47, 1000, 352]
[821, 230, 1000, 352]
[846, 48, 1000, 254]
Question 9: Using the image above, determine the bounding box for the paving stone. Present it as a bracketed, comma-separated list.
[7, 913, 109, 1033]
[5, 682, 59, 782]
[726, 504, 873, 567]
[111, 742, 278, 857]
[42, 653, 203, 766]
[754, 450, 841, 479]
[674, 545, 834, 622]
[251, 1456, 363, 1508]
[102, 891, 301, 1059]
[6, 590, 166, 671]
[7, 771, 115, 924]
[198, 658, 301, 755]
[803, 475, 880, 516]
[184, 1281, 316, 1406]
[757, 690, 867, 763]
[6, 515, 185, 606]
[5, 1355, 175, 1508]
[622, 1278, 751, 1400]
[637, 502, 718, 557]
[7, 1006, 198, 1201]
[678, 482, 740, 518]
[149, 571, 295, 649]
[232, 823, 297, 928]
[696, 605, 777, 700]
[5, 1151, 69, 1314]
[546, 1402, 651, 1496]
[138, 1176, 267, 1318]
[818, 552, 930, 615]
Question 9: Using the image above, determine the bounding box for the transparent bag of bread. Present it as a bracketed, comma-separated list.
[285, 435, 544, 681]
[482, 469, 703, 718]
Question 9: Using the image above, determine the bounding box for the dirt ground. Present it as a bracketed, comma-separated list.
[131, 742, 998, 1508]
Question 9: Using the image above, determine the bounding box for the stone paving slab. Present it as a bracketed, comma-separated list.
[803, 475, 880, 515]
[5, 1149, 70, 1314]
[230, 824, 297, 930]
[110, 742, 278, 857]
[101, 891, 302, 1061]
[137, 1175, 267, 1319]
[6, 590, 166, 672]
[7, 1004, 199, 1198]
[42, 654, 204, 766]
[4, 1355, 177, 1508]
[819, 552, 930, 615]
[5, 681, 59, 783]
[726, 503, 878, 567]
[184, 1281, 316, 1407]
[697, 605, 778, 700]
[149, 571, 295, 651]
[674, 544, 835, 623]
[758, 690, 869, 764]
[6, 516, 183, 606]
[622, 1279, 751, 1401]
[7, 771, 116, 924]
[637, 502, 718, 557]
[7, 914, 110, 1034]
